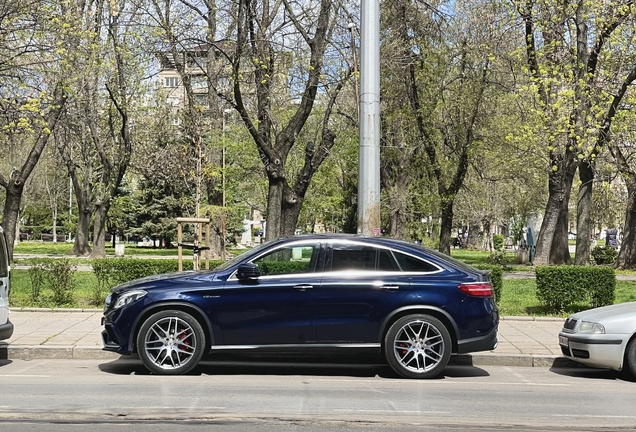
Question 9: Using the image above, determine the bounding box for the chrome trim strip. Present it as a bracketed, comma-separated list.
[210, 343, 381, 350]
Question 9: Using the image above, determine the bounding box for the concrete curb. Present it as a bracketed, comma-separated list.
[0, 344, 119, 360]
[0, 344, 578, 368]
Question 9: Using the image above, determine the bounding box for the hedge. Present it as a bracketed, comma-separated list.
[535, 265, 615, 311]
[92, 258, 225, 292]
[474, 264, 503, 303]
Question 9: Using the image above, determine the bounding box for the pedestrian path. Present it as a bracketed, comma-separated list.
[0, 309, 568, 367]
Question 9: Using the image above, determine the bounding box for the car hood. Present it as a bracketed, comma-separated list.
[570, 302, 636, 333]
[112, 270, 218, 293]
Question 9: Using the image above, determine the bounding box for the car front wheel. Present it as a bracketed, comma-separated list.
[385, 314, 451, 379]
[136, 310, 205, 375]
[626, 339, 636, 380]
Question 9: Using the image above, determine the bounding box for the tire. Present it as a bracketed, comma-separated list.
[625, 339, 636, 380]
[136, 310, 205, 375]
[384, 314, 452, 379]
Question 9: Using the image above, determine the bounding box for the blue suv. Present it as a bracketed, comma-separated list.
[102, 235, 498, 378]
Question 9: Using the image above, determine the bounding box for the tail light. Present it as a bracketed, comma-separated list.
[458, 282, 493, 297]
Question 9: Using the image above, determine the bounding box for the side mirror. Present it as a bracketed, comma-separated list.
[237, 263, 260, 281]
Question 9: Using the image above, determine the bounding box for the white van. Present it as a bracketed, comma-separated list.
[0, 226, 13, 340]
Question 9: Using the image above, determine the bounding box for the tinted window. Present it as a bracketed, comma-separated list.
[393, 251, 439, 272]
[253, 243, 320, 276]
[329, 244, 399, 271]
[378, 249, 400, 271]
[0, 233, 7, 277]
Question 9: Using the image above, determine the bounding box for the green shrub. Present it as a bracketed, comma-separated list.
[492, 234, 504, 251]
[27, 259, 47, 302]
[47, 259, 76, 305]
[26, 258, 76, 305]
[487, 249, 507, 265]
[474, 264, 503, 303]
[535, 265, 615, 311]
[91, 258, 225, 294]
[591, 246, 618, 265]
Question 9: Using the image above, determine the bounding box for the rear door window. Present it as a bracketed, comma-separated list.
[328, 243, 399, 271]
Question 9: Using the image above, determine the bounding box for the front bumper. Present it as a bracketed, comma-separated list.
[558, 331, 627, 371]
[101, 300, 148, 354]
[0, 320, 14, 340]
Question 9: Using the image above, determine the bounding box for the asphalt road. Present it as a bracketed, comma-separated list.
[0, 358, 634, 431]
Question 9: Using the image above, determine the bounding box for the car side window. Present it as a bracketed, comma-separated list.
[252, 243, 320, 276]
[393, 251, 439, 272]
[329, 244, 399, 271]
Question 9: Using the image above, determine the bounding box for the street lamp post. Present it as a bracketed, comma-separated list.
[358, 0, 381, 237]
[221, 108, 232, 260]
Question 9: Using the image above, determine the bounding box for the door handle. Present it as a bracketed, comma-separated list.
[381, 285, 400, 290]
[293, 284, 313, 291]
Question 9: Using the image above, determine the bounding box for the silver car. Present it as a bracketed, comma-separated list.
[0, 226, 13, 340]
[559, 302, 636, 377]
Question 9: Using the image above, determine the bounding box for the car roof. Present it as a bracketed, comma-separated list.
[287, 234, 415, 247]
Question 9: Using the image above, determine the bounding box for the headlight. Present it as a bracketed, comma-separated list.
[578, 321, 605, 334]
[113, 290, 147, 310]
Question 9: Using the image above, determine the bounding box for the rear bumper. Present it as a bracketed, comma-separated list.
[0, 320, 14, 341]
[456, 326, 498, 354]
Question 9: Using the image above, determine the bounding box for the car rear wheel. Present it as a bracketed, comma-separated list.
[385, 314, 451, 379]
[137, 310, 205, 375]
[626, 339, 636, 380]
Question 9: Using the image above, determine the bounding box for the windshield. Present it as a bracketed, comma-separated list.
[212, 241, 272, 272]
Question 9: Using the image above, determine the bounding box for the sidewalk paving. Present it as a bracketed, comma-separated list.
[0, 309, 571, 368]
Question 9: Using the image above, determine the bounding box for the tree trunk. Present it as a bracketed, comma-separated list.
[438, 200, 454, 256]
[482, 219, 492, 251]
[549, 199, 572, 264]
[72, 186, 92, 256]
[265, 177, 285, 241]
[466, 223, 480, 249]
[533, 162, 575, 265]
[617, 177, 636, 269]
[52, 205, 58, 243]
[281, 194, 303, 238]
[1, 181, 24, 261]
[386, 186, 408, 240]
[575, 161, 594, 265]
[90, 200, 107, 258]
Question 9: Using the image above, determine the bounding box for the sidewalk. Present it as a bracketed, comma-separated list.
[0, 309, 570, 368]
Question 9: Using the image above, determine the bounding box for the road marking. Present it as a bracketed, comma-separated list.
[308, 379, 569, 386]
[503, 366, 532, 384]
[334, 409, 450, 414]
[554, 414, 636, 419]
[0, 375, 51, 378]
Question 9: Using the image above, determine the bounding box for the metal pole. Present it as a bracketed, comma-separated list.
[358, 0, 381, 236]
